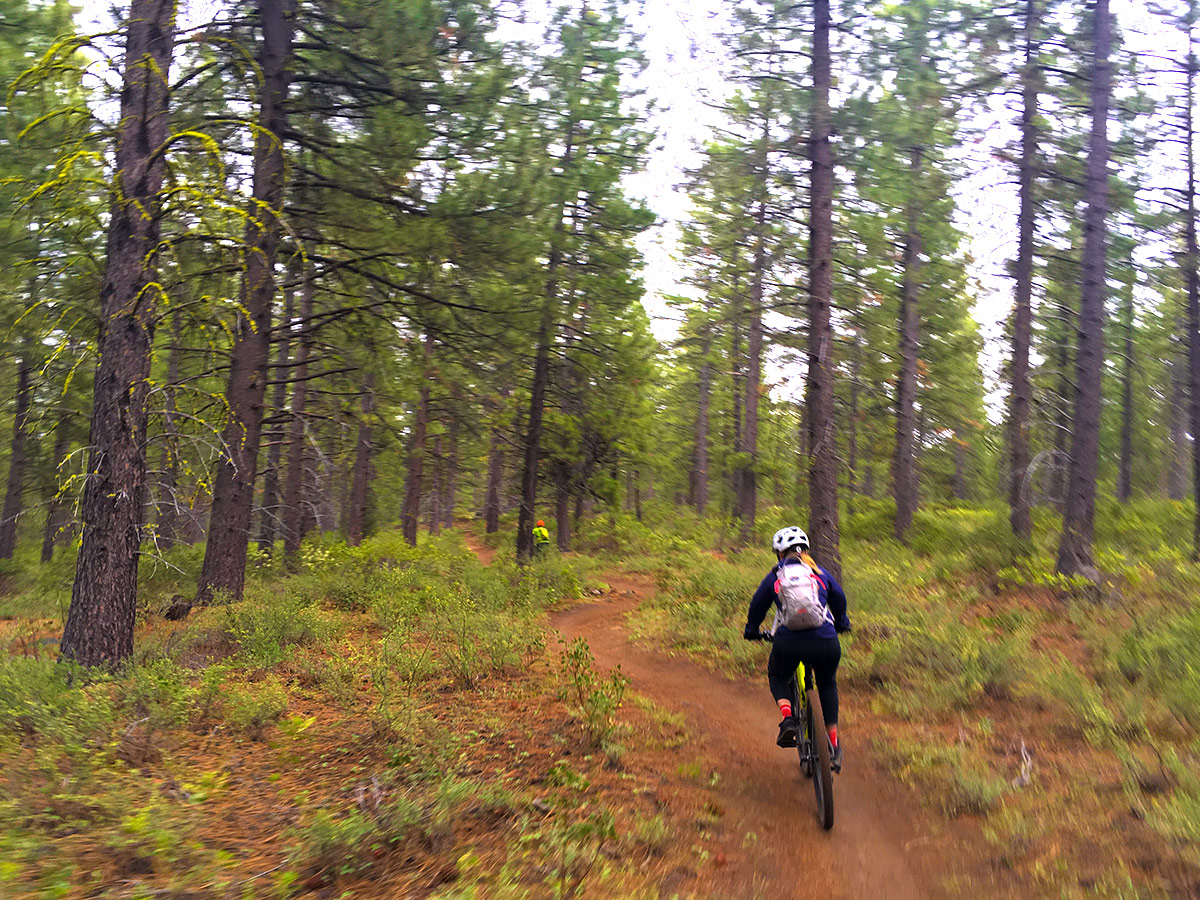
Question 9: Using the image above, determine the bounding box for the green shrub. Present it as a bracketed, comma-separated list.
[225, 588, 334, 667]
[1146, 748, 1200, 865]
[1116, 601, 1200, 733]
[0, 656, 115, 748]
[222, 678, 288, 739]
[119, 658, 196, 731]
[558, 637, 627, 749]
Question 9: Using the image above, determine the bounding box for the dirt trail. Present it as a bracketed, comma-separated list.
[550, 572, 990, 900]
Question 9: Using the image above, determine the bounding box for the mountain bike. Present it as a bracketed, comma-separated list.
[753, 633, 835, 830]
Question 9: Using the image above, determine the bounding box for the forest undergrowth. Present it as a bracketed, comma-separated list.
[4, 502, 1200, 899]
[0, 531, 705, 900]
[617, 499, 1200, 900]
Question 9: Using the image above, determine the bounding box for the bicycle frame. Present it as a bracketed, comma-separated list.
[792, 660, 834, 829]
[752, 633, 834, 829]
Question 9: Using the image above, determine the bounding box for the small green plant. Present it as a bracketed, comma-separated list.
[629, 813, 670, 855]
[223, 679, 288, 740]
[558, 637, 627, 749]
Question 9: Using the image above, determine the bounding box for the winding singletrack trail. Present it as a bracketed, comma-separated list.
[549, 571, 999, 900]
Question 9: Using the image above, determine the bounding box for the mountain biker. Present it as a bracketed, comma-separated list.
[532, 519, 551, 554]
[743, 526, 850, 768]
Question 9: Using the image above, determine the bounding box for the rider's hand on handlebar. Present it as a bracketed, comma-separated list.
[743, 623, 759, 641]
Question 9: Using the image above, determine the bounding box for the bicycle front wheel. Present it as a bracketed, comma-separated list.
[806, 689, 834, 830]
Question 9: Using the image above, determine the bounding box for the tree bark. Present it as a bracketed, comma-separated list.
[61, 0, 176, 667]
[1117, 276, 1134, 503]
[893, 146, 923, 544]
[282, 257, 315, 558]
[1169, 320, 1189, 501]
[441, 409, 459, 528]
[0, 342, 33, 559]
[257, 268, 295, 551]
[1051, 301, 1074, 508]
[807, 0, 841, 578]
[634, 468, 643, 522]
[517, 122, 574, 563]
[738, 112, 770, 542]
[401, 332, 433, 547]
[484, 420, 504, 534]
[1056, 0, 1112, 578]
[196, 0, 292, 604]
[953, 433, 968, 501]
[517, 304, 555, 562]
[847, 327, 861, 517]
[428, 433, 443, 536]
[555, 462, 571, 551]
[730, 310, 744, 521]
[156, 307, 184, 547]
[346, 370, 373, 546]
[1188, 3, 1200, 558]
[693, 326, 712, 515]
[1009, 0, 1040, 540]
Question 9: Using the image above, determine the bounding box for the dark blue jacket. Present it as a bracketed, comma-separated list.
[745, 558, 850, 640]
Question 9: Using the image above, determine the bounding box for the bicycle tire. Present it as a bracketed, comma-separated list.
[806, 688, 835, 830]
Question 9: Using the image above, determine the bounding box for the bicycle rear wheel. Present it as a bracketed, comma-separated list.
[806, 689, 834, 830]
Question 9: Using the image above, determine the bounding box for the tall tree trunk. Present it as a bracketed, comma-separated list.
[61, 0, 177, 667]
[1117, 276, 1134, 503]
[953, 433, 968, 501]
[1009, 0, 1040, 540]
[517, 122, 574, 563]
[41, 413, 73, 562]
[693, 327, 712, 515]
[196, 0, 292, 604]
[847, 327, 861, 517]
[258, 268, 295, 552]
[0, 342, 33, 559]
[555, 462, 571, 551]
[282, 257, 315, 558]
[428, 434, 443, 536]
[401, 332, 433, 547]
[1188, 3, 1200, 557]
[346, 370, 373, 546]
[739, 114, 769, 541]
[441, 410, 459, 528]
[1169, 321, 1189, 501]
[893, 147, 923, 544]
[156, 307, 184, 547]
[807, 0, 841, 578]
[484, 422, 504, 534]
[1056, 0, 1112, 578]
[730, 312, 744, 520]
[1051, 302, 1074, 508]
[517, 308, 555, 562]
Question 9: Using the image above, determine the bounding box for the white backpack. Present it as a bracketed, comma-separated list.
[772, 562, 832, 632]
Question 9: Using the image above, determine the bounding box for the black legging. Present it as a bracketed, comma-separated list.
[767, 629, 841, 726]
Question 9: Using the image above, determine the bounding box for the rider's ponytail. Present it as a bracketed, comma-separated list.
[799, 549, 822, 575]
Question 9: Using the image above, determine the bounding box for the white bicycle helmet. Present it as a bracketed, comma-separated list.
[772, 526, 809, 554]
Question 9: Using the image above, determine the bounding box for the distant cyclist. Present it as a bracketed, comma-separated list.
[743, 526, 850, 768]
[532, 519, 551, 555]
